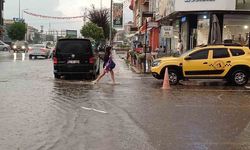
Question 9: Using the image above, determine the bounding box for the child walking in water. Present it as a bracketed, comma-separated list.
[92, 46, 116, 84]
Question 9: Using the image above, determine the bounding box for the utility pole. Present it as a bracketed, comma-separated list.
[19, 0, 20, 20]
[109, 0, 113, 45]
[100, 0, 103, 9]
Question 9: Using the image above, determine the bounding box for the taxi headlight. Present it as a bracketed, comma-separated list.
[152, 60, 161, 67]
[13, 45, 17, 49]
[21, 46, 26, 49]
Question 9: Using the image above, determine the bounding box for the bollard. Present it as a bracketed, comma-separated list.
[162, 67, 171, 90]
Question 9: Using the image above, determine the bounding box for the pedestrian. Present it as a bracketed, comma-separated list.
[92, 46, 116, 84]
[177, 39, 184, 54]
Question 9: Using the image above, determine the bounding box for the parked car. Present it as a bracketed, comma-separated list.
[12, 41, 29, 53]
[0, 40, 11, 51]
[29, 44, 51, 59]
[151, 44, 250, 86]
[53, 38, 100, 79]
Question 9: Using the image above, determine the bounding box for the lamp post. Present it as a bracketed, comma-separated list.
[109, 0, 113, 45]
[19, 0, 21, 20]
[142, 11, 154, 73]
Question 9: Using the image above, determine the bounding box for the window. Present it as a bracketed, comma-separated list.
[213, 48, 230, 59]
[189, 49, 209, 60]
[57, 40, 91, 54]
[230, 49, 245, 56]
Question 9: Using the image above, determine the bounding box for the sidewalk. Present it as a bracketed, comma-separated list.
[180, 79, 250, 86]
[112, 50, 141, 79]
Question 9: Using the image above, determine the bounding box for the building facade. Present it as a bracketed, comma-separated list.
[161, 0, 250, 52]
[130, 0, 250, 53]
[0, 0, 4, 40]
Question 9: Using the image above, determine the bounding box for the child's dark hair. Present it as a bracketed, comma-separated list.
[104, 46, 112, 63]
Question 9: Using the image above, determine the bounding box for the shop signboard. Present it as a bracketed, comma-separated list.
[113, 3, 123, 28]
[161, 26, 173, 38]
[66, 30, 77, 38]
[148, 22, 158, 28]
[175, 0, 235, 11]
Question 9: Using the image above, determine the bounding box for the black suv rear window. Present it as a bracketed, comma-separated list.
[230, 49, 245, 56]
[57, 40, 91, 54]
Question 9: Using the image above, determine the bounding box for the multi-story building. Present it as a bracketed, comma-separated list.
[129, 0, 150, 42]
[159, 0, 250, 52]
[0, 0, 4, 40]
[131, 0, 250, 53]
[26, 26, 39, 43]
[3, 19, 14, 42]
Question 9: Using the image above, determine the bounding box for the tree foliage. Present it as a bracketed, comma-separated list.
[80, 22, 104, 41]
[88, 6, 110, 40]
[7, 22, 27, 41]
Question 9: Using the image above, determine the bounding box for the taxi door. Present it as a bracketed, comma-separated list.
[208, 48, 232, 77]
[183, 48, 212, 77]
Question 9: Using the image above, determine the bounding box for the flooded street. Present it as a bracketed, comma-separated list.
[0, 51, 250, 150]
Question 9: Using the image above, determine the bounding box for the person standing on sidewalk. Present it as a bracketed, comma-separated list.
[177, 39, 184, 55]
[92, 46, 116, 84]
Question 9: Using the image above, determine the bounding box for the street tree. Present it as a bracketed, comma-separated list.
[7, 22, 27, 41]
[80, 22, 104, 42]
[88, 6, 110, 40]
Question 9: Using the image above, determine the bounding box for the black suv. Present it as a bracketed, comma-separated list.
[53, 39, 100, 79]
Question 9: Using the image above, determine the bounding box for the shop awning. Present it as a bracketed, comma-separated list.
[139, 24, 146, 34]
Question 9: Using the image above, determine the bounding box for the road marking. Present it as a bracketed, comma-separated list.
[81, 106, 108, 114]
[217, 94, 223, 100]
[92, 108, 108, 114]
[245, 86, 250, 89]
[81, 106, 92, 111]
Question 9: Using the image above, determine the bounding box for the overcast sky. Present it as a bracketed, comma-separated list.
[4, 0, 132, 32]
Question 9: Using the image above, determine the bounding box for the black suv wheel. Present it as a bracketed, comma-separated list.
[54, 73, 61, 79]
[230, 70, 248, 86]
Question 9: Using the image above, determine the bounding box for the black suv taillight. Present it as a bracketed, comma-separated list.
[53, 57, 58, 64]
[89, 57, 95, 64]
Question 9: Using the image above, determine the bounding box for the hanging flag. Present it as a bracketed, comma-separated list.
[113, 3, 123, 28]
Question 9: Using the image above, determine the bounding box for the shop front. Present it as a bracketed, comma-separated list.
[159, 0, 250, 53]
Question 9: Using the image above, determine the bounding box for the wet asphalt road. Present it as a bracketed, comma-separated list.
[0, 51, 250, 150]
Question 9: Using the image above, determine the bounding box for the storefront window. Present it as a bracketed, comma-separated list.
[197, 15, 210, 46]
[223, 15, 250, 45]
[236, 0, 250, 10]
[171, 21, 179, 51]
[181, 21, 188, 51]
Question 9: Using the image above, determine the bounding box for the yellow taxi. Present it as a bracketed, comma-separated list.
[151, 44, 250, 86]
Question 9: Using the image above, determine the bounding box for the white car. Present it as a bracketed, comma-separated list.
[29, 44, 51, 59]
[0, 41, 11, 51]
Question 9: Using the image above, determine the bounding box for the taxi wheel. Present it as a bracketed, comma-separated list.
[231, 70, 248, 86]
[168, 69, 180, 85]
